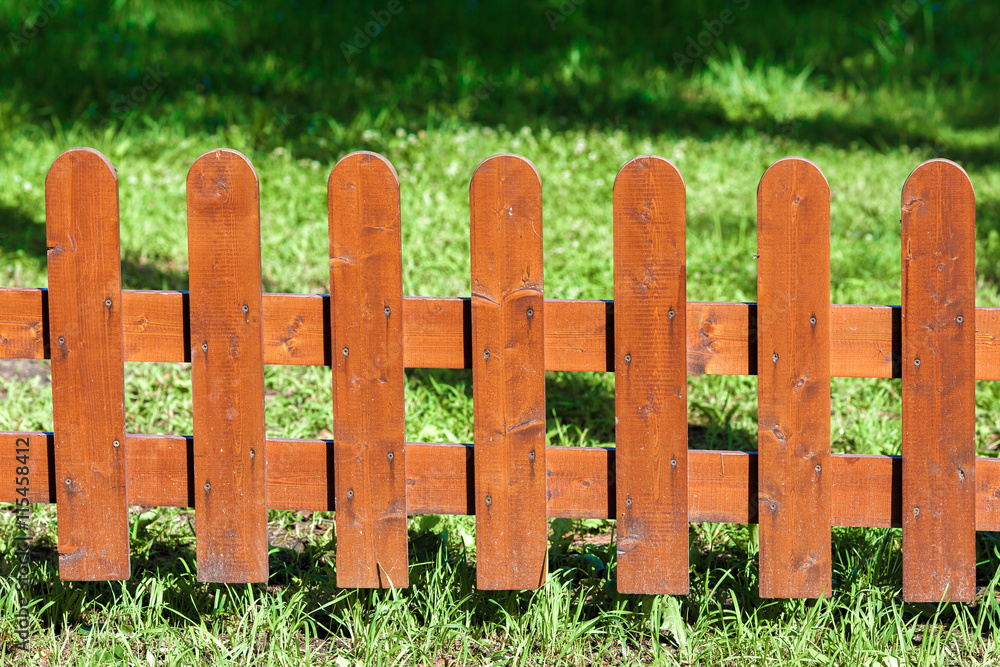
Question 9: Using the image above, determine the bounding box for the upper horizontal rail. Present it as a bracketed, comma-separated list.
[3, 287, 1000, 379]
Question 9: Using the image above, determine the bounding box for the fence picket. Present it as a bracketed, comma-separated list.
[45, 148, 130, 580]
[613, 156, 689, 594]
[187, 149, 268, 583]
[756, 158, 832, 598]
[470, 154, 547, 589]
[329, 152, 408, 588]
[901, 159, 976, 603]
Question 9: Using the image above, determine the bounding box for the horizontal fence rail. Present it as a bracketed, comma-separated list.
[5, 292, 1000, 378]
[0, 148, 991, 602]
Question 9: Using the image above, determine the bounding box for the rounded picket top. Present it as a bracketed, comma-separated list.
[186, 148, 258, 207]
[470, 153, 541, 195]
[902, 158, 975, 206]
[46, 147, 118, 194]
[329, 150, 400, 190]
[758, 156, 830, 197]
[613, 155, 685, 193]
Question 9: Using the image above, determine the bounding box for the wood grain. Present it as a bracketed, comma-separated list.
[613, 156, 689, 594]
[757, 158, 832, 598]
[6, 289, 1000, 379]
[45, 148, 130, 580]
[470, 155, 547, 590]
[901, 159, 976, 603]
[329, 152, 408, 588]
[6, 431, 1000, 533]
[187, 149, 268, 583]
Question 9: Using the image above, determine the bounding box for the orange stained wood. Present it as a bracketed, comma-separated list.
[6, 289, 1000, 380]
[901, 159, 977, 603]
[329, 152, 408, 588]
[613, 156, 689, 594]
[470, 154, 548, 590]
[8, 433, 1000, 534]
[756, 158, 832, 598]
[45, 148, 130, 580]
[187, 149, 268, 583]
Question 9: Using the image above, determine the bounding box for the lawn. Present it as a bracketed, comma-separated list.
[3, 0, 1000, 664]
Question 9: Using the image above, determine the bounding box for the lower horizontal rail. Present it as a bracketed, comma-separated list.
[3, 431, 1000, 530]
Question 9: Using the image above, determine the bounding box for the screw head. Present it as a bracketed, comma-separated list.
[104, 298, 112, 307]
[342, 347, 349, 356]
[914, 358, 921, 367]
[65, 478, 71, 486]
[810, 316, 817, 326]
[957, 315, 964, 324]
[204, 482, 211, 492]
[483, 349, 490, 360]
[346, 489, 354, 499]
[772, 352, 779, 363]
[668, 309, 676, 319]
[815, 464, 821, 473]
[913, 507, 920, 517]
[770, 502, 777, 511]
[202, 342, 208, 352]
[671, 458, 678, 468]
[113, 439, 120, 448]
[58, 336, 66, 345]
[484, 495, 492, 506]
[624, 353, 631, 364]
[249, 448, 255, 460]
[528, 450, 535, 462]
[384, 306, 391, 317]
[387, 451, 394, 462]
[626, 496, 633, 508]
[526, 307, 534, 318]
[242, 304, 249, 314]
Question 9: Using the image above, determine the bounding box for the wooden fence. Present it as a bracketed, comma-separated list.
[0, 147, 993, 602]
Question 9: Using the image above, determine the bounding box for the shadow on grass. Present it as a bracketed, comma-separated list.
[3, 1, 1000, 164]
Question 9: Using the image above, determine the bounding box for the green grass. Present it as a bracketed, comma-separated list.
[3, 0, 1000, 663]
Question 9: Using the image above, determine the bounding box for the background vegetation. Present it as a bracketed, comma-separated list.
[2, 0, 1000, 663]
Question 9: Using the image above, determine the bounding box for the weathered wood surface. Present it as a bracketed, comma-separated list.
[756, 158, 832, 598]
[45, 148, 130, 580]
[613, 157, 689, 594]
[470, 155, 547, 589]
[187, 149, 268, 583]
[329, 152, 408, 588]
[901, 159, 976, 603]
